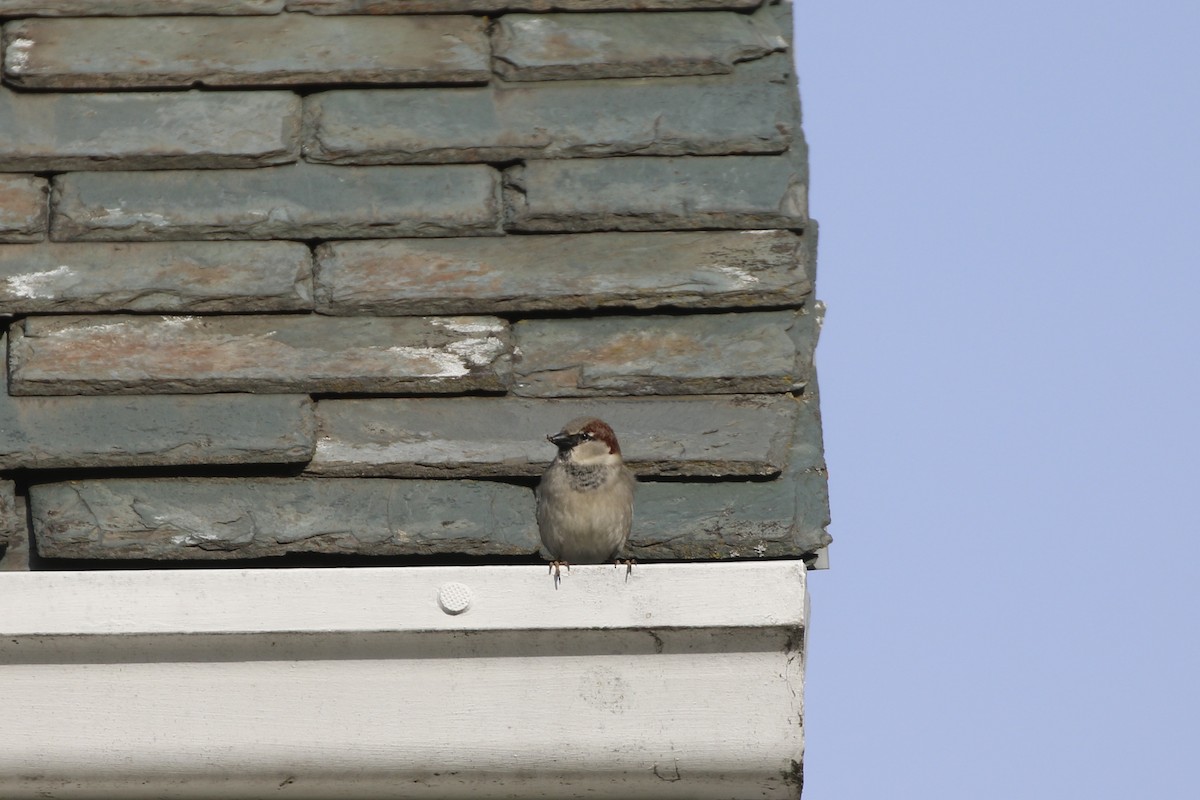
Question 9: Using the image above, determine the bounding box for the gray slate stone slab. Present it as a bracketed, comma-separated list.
[0, 89, 300, 172]
[0, 481, 26, 571]
[304, 56, 794, 164]
[315, 230, 810, 315]
[512, 309, 816, 397]
[0, 1, 283, 13]
[30, 478, 539, 560]
[289, 1, 762, 12]
[0, 174, 47, 243]
[9, 314, 512, 395]
[2, 15, 489, 89]
[632, 469, 831, 559]
[0, 393, 317, 470]
[504, 155, 808, 232]
[0, 332, 317, 469]
[307, 394, 797, 478]
[786, 385, 828, 474]
[51, 164, 501, 241]
[492, 11, 786, 81]
[0, 241, 312, 314]
[631, 390, 830, 559]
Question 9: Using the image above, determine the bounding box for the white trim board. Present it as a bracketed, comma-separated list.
[1, 562, 808, 799]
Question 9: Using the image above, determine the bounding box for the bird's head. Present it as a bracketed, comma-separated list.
[547, 417, 623, 466]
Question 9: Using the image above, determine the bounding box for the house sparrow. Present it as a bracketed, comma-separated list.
[536, 417, 636, 584]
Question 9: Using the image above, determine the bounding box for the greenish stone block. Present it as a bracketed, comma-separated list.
[0, 241, 312, 314]
[0, 88, 300, 172]
[30, 478, 539, 560]
[305, 56, 794, 165]
[0, 174, 47, 243]
[512, 309, 814, 397]
[0, 481, 27, 571]
[631, 390, 830, 559]
[0, 392, 317, 470]
[290, 1, 763, 12]
[492, 10, 785, 81]
[3, 15, 490, 89]
[314, 229, 810, 315]
[307, 394, 798, 478]
[50, 164, 502, 241]
[9, 314, 513, 396]
[504, 155, 807, 232]
[0, 1, 282, 13]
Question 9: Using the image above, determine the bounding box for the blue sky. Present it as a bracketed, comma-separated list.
[792, 1, 1200, 796]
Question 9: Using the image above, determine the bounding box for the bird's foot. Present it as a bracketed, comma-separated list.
[549, 560, 570, 589]
[614, 558, 636, 582]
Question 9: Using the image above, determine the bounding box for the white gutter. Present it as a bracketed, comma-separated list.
[1, 561, 808, 799]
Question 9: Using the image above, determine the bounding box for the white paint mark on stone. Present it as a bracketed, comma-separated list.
[315, 439, 428, 464]
[385, 346, 471, 378]
[716, 266, 760, 285]
[157, 316, 198, 330]
[313, 437, 534, 468]
[447, 336, 507, 367]
[42, 316, 198, 340]
[430, 318, 505, 335]
[313, 438, 364, 464]
[61, 321, 131, 337]
[514, 17, 549, 32]
[5, 265, 73, 299]
[5, 37, 34, 74]
[170, 530, 227, 547]
[98, 209, 171, 228]
[383, 334, 504, 379]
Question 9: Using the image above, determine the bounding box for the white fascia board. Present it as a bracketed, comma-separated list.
[0, 562, 808, 800]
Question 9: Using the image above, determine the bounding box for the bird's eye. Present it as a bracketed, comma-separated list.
[582, 431, 594, 439]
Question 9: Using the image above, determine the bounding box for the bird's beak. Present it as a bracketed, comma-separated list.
[548, 431, 575, 449]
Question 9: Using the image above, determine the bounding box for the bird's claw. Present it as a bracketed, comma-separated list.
[549, 560, 570, 589]
[614, 558, 636, 582]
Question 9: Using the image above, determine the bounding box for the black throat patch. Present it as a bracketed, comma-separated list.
[563, 460, 607, 491]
